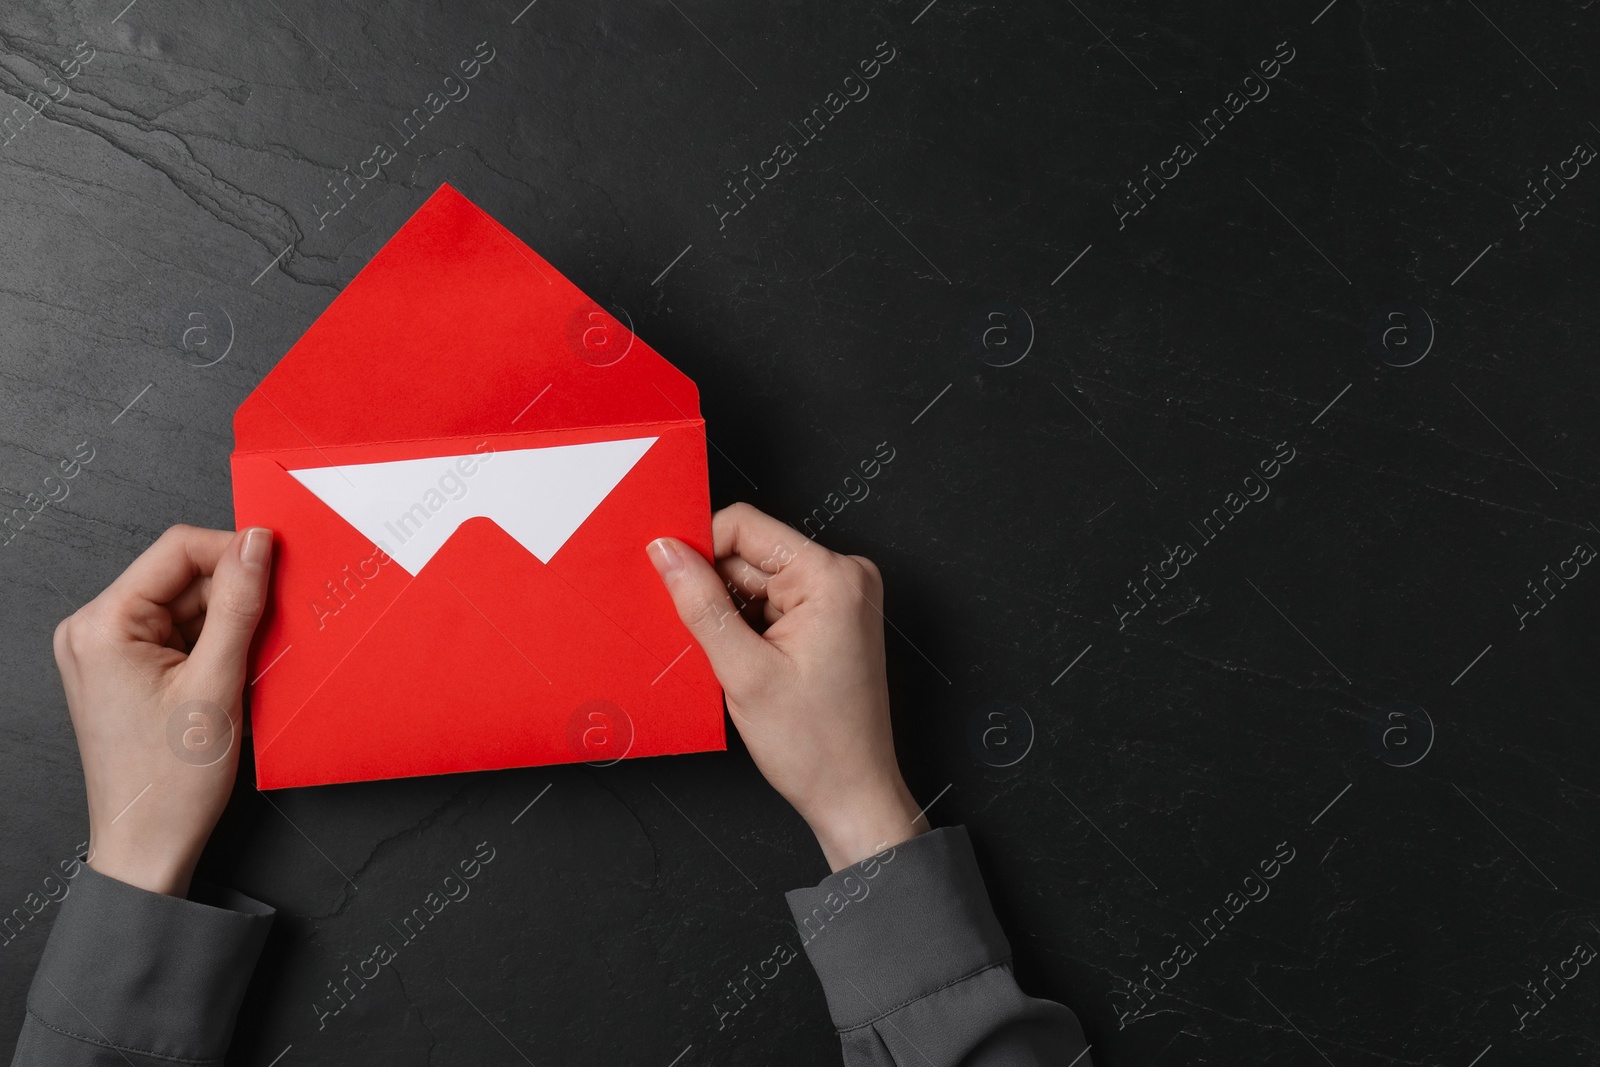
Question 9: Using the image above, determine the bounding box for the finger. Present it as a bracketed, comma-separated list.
[647, 536, 774, 690]
[715, 556, 773, 602]
[712, 503, 831, 579]
[841, 555, 886, 610]
[167, 575, 212, 625]
[186, 528, 273, 687]
[761, 600, 784, 626]
[716, 499, 838, 601]
[106, 526, 234, 608]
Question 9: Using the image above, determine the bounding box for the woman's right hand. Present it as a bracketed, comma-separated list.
[647, 503, 925, 872]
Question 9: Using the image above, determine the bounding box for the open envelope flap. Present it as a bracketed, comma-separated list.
[234, 183, 700, 454]
[255, 516, 722, 788]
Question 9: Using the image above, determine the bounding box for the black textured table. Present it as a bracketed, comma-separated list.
[3, 1, 1598, 1064]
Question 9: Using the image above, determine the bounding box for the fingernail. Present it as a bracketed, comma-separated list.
[646, 537, 682, 576]
[241, 527, 273, 568]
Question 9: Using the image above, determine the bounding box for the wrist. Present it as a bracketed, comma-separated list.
[808, 777, 927, 873]
[87, 835, 198, 897]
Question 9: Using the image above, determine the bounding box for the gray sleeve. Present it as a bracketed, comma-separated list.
[10, 865, 274, 1066]
[785, 826, 1090, 1067]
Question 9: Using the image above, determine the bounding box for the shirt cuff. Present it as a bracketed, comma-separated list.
[20, 864, 274, 1065]
[785, 826, 1012, 1032]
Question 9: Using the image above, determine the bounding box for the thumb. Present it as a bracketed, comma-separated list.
[647, 537, 770, 690]
[188, 527, 273, 688]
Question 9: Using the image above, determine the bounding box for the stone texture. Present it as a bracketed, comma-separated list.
[1, 0, 1597, 1063]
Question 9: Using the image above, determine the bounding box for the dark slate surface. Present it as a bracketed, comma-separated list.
[2, 1, 1598, 1064]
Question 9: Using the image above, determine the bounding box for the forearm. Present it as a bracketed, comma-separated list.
[11, 865, 273, 1066]
[788, 826, 1089, 1066]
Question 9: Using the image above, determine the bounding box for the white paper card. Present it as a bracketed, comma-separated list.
[290, 437, 658, 575]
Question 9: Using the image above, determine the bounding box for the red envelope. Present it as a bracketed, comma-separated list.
[232, 184, 725, 789]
